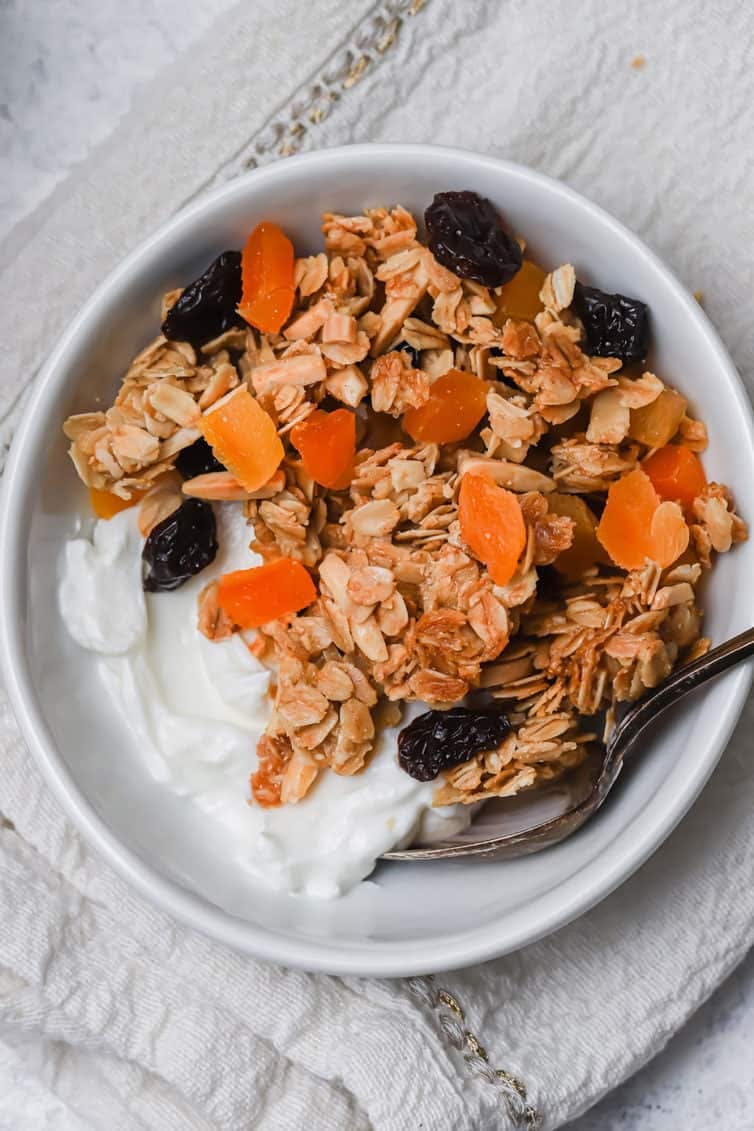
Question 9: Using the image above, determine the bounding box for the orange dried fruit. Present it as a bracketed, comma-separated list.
[642, 444, 706, 513]
[403, 369, 488, 445]
[458, 471, 527, 585]
[290, 408, 356, 489]
[547, 492, 608, 579]
[494, 258, 546, 323]
[89, 485, 146, 520]
[597, 467, 689, 570]
[238, 220, 295, 334]
[628, 388, 687, 447]
[200, 385, 283, 492]
[649, 501, 690, 568]
[597, 468, 658, 570]
[217, 558, 316, 629]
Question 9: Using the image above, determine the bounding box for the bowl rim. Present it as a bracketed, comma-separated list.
[1, 142, 752, 976]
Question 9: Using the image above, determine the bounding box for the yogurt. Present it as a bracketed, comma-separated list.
[58, 505, 469, 897]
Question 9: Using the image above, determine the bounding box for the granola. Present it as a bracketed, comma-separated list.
[65, 194, 747, 819]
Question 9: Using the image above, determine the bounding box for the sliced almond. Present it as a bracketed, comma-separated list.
[324, 365, 369, 408]
[147, 382, 201, 427]
[251, 353, 327, 394]
[182, 469, 285, 501]
[321, 311, 358, 344]
[349, 499, 401, 537]
[458, 452, 555, 493]
[138, 471, 183, 536]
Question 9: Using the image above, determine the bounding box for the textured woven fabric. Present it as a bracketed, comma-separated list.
[1, 1, 753, 1127]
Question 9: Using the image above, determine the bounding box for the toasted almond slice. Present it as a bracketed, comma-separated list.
[458, 452, 555, 493]
[182, 469, 285, 501]
[320, 331, 370, 366]
[539, 264, 575, 312]
[349, 499, 401, 536]
[160, 427, 201, 459]
[138, 471, 183, 536]
[280, 751, 319, 804]
[586, 388, 630, 445]
[251, 353, 327, 393]
[198, 361, 239, 410]
[147, 382, 201, 427]
[324, 364, 369, 408]
[294, 253, 328, 297]
[246, 469, 286, 499]
[197, 580, 236, 641]
[651, 581, 695, 610]
[283, 299, 333, 342]
[110, 424, 160, 465]
[63, 412, 107, 441]
[182, 471, 254, 501]
[322, 312, 358, 344]
[319, 553, 355, 611]
[347, 566, 395, 606]
[351, 616, 388, 663]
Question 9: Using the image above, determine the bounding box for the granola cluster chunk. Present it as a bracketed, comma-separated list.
[64, 200, 747, 812]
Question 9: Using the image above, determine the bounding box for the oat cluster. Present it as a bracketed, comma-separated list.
[64, 205, 746, 810]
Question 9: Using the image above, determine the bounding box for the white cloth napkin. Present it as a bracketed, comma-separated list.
[2, 1, 754, 1127]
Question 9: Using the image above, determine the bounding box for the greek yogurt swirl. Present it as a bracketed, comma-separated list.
[58, 505, 469, 897]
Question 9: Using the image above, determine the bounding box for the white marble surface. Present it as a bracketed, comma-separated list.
[1, 3, 753, 1128]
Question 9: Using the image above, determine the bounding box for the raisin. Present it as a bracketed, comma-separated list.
[424, 191, 522, 287]
[175, 437, 225, 479]
[397, 706, 511, 782]
[161, 251, 244, 348]
[572, 281, 649, 364]
[397, 341, 421, 368]
[142, 498, 218, 592]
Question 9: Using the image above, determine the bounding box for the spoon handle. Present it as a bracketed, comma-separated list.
[609, 626, 754, 760]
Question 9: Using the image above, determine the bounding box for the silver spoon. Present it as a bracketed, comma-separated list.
[383, 627, 754, 862]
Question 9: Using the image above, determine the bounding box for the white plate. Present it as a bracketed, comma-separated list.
[2, 144, 753, 976]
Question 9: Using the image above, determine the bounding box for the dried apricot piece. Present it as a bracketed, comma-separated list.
[596, 468, 658, 570]
[290, 408, 356, 489]
[642, 444, 706, 513]
[629, 388, 687, 447]
[403, 369, 488, 445]
[597, 467, 689, 571]
[217, 558, 316, 628]
[494, 259, 546, 323]
[458, 471, 527, 585]
[547, 492, 607, 579]
[650, 501, 690, 568]
[89, 486, 146, 520]
[200, 386, 283, 492]
[238, 221, 295, 334]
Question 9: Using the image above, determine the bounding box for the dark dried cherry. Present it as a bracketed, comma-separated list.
[572, 281, 649, 364]
[175, 437, 225, 479]
[397, 706, 511, 782]
[161, 251, 244, 348]
[424, 191, 522, 287]
[142, 498, 218, 593]
[397, 341, 421, 368]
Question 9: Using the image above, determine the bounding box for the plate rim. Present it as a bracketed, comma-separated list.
[1, 142, 753, 976]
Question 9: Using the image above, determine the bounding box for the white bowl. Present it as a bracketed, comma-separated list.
[2, 144, 753, 976]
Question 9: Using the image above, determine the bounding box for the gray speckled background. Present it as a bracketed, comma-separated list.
[2, 2, 753, 1127]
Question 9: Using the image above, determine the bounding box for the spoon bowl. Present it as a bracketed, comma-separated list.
[384, 628, 754, 861]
